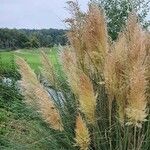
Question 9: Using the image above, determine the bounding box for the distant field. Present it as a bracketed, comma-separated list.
[0, 47, 61, 78]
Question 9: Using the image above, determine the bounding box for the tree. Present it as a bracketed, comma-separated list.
[92, 0, 150, 40]
[29, 36, 40, 48]
[16, 32, 30, 49]
[0, 28, 68, 50]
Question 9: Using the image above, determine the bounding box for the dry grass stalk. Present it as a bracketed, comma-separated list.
[61, 48, 96, 124]
[65, 1, 86, 68]
[16, 57, 63, 131]
[74, 114, 90, 150]
[112, 34, 129, 124]
[104, 51, 116, 124]
[61, 48, 79, 95]
[66, 2, 149, 127]
[83, 4, 108, 73]
[104, 34, 128, 124]
[146, 58, 150, 103]
[66, 2, 109, 76]
[126, 64, 147, 127]
[125, 13, 146, 67]
[78, 72, 97, 124]
[145, 33, 150, 102]
[125, 14, 148, 127]
[40, 51, 56, 87]
[104, 13, 148, 126]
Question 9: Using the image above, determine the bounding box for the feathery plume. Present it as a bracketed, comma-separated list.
[65, 1, 86, 68]
[78, 72, 97, 124]
[40, 50, 56, 87]
[83, 4, 108, 73]
[104, 13, 148, 126]
[126, 64, 147, 127]
[74, 114, 90, 150]
[125, 13, 146, 66]
[104, 34, 128, 124]
[145, 33, 150, 102]
[113, 34, 128, 123]
[104, 50, 117, 124]
[16, 57, 63, 131]
[61, 48, 96, 124]
[61, 48, 79, 95]
[125, 13, 148, 127]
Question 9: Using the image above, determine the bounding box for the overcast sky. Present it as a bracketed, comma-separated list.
[0, 0, 149, 29]
[0, 0, 89, 29]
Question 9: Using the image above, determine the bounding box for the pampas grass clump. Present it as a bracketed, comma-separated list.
[17, 1, 150, 149]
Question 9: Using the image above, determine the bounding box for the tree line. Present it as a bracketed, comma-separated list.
[0, 0, 149, 50]
[0, 28, 68, 50]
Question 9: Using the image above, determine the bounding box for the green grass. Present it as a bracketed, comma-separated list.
[16, 49, 42, 72]
[0, 47, 60, 78]
[0, 80, 66, 150]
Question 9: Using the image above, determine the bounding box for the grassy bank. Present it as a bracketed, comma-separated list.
[0, 47, 65, 149]
[0, 79, 68, 149]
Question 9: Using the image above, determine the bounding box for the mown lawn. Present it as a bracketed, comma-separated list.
[0, 47, 60, 78]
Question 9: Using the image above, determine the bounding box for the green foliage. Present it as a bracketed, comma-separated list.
[0, 52, 20, 79]
[95, 0, 150, 40]
[0, 28, 68, 50]
[0, 29, 30, 50]
[29, 36, 40, 48]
